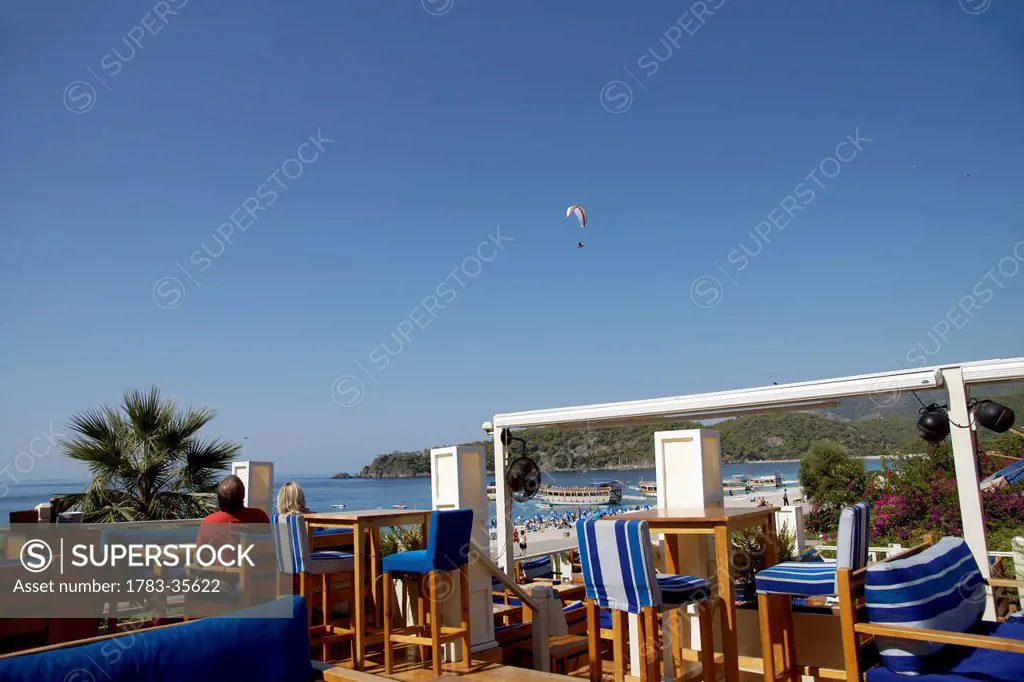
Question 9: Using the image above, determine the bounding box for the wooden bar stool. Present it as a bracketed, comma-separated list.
[382, 509, 473, 677]
[272, 513, 355, 662]
[754, 502, 870, 682]
[576, 518, 719, 682]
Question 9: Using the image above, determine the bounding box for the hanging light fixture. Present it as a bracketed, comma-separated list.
[914, 396, 1018, 444]
[971, 399, 1016, 433]
[917, 403, 951, 444]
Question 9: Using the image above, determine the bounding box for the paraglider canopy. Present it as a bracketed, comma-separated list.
[567, 204, 587, 248]
[566, 204, 587, 228]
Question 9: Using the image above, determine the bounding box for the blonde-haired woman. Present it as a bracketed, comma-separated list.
[277, 481, 311, 515]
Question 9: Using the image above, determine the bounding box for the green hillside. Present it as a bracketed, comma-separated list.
[351, 385, 1024, 478]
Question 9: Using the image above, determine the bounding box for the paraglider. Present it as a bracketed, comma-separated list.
[566, 204, 587, 228]
[567, 204, 586, 248]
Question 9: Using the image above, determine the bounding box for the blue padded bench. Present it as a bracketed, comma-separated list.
[837, 536, 1024, 682]
[0, 596, 319, 682]
[519, 555, 554, 581]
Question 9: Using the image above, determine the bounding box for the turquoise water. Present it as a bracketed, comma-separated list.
[0, 459, 884, 526]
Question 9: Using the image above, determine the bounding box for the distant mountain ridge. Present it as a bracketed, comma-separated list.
[346, 386, 1024, 479]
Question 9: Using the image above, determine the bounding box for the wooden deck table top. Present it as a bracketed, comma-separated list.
[305, 509, 432, 525]
[606, 505, 778, 529]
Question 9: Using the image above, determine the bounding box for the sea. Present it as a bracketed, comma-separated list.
[0, 459, 886, 528]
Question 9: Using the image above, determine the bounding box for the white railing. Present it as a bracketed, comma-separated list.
[815, 544, 1015, 563]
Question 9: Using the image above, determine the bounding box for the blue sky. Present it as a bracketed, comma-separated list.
[2, 0, 1023, 480]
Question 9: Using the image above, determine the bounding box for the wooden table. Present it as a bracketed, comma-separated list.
[306, 509, 431, 670]
[518, 581, 585, 603]
[607, 506, 778, 682]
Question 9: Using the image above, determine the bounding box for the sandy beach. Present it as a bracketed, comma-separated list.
[490, 485, 807, 561]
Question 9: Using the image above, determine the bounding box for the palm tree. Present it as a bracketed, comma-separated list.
[52, 387, 242, 522]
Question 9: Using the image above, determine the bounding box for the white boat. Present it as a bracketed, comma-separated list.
[637, 480, 658, 496]
[723, 474, 753, 493]
[392, 503, 408, 509]
[487, 482, 496, 501]
[330, 503, 346, 509]
[535, 480, 622, 506]
[751, 472, 784, 488]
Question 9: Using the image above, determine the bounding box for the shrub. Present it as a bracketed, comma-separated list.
[380, 525, 425, 556]
[730, 521, 796, 584]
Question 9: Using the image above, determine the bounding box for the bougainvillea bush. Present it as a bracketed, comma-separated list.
[805, 443, 1024, 551]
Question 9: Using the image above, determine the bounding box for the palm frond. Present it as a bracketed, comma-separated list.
[176, 438, 241, 491]
[52, 387, 243, 521]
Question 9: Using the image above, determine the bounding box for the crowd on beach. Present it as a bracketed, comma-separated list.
[489, 503, 656, 534]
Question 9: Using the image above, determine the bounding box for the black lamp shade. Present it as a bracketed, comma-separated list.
[917, 408, 950, 443]
[974, 400, 1016, 433]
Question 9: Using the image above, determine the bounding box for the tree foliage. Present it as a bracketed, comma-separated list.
[799, 440, 867, 519]
[52, 387, 241, 522]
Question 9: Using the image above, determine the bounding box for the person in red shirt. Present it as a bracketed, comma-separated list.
[196, 475, 270, 548]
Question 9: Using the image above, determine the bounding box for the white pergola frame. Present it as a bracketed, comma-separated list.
[488, 357, 1024, 620]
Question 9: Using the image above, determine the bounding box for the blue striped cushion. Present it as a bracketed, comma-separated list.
[755, 562, 838, 595]
[837, 502, 871, 571]
[575, 518, 707, 613]
[865, 537, 985, 675]
[272, 513, 353, 575]
[522, 556, 554, 580]
[577, 518, 661, 613]
[657, 575, 710, 605]
[756, 501, 869, 595]
[272, 513, 310, 574]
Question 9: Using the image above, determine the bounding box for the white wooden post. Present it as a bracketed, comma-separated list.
[33, 503, 52, 523]
[231, 461, 274, 517]
[1013, 537, 1024, 602]
[530, 585, 554, 672]
[431, 446, 499, 659]
[642, 429, 724, 679]
[775, 506, 805, 555]
[493, 427, 514, 576]
[945, 367, 996, 620]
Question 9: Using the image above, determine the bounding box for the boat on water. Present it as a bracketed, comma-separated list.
[751, 472, 784, 488]
[392, 503, 408, 509]
[487, 481, 496, 501]
[637, 480, 658, 496]
[723, 474, 753, 493]
[330, 503, 346, 509]
[536, 480, 623, 506]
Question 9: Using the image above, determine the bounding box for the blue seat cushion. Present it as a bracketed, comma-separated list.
[657, 575, 710, 606]
[312, 528, 352, 537]
[756, 562, 838, 596]
[865, 621, 1024, 682]
[0, 596, 310, 682]
[306, 550, 354, 575]
[522, 556, 554, 580]
[383, 549, 434, 574]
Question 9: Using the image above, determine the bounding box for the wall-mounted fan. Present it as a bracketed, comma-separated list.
[502, 429, 541, 503]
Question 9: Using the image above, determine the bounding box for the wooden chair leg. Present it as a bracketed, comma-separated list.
[414, 577, 427, 663]
[698, 600, 716, 682]
[321, 574, 330, 662]
[612, 610, 627, 682]
[459, 566, 471, 670]
[300, 574, 313, 632]
[383, 571, 394, 674]
[779, 597, 798, 682]
[647, 607, 661, 682]
[586, 600, 602, 682]
[637, 610, 648, 682]
[429, 571, 443, 677]
[757, 592, 774, 682]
